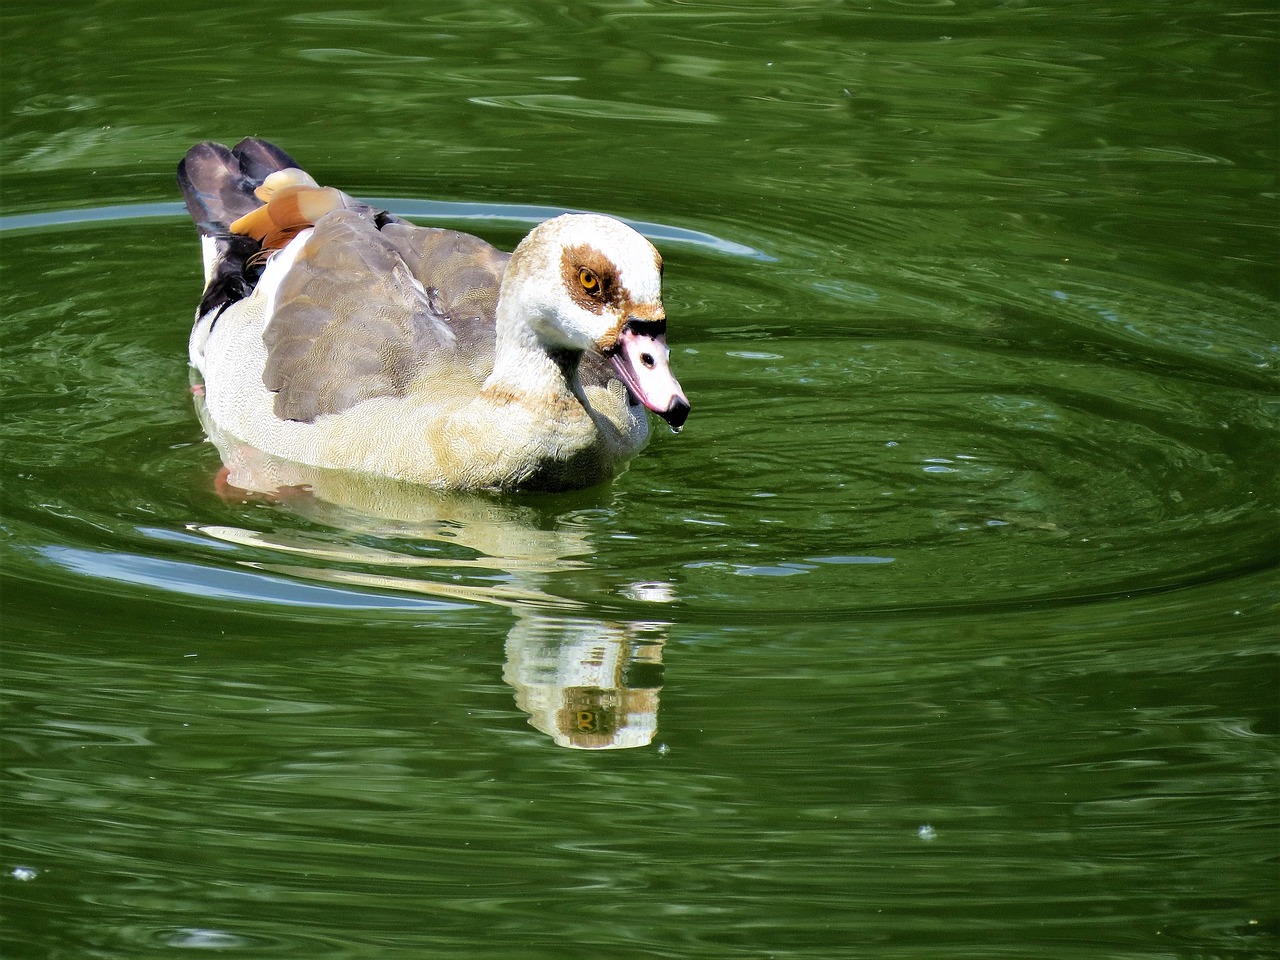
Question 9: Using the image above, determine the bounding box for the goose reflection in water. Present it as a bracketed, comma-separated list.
[193, 402, 668, 749]
[505, 616, 665, 750]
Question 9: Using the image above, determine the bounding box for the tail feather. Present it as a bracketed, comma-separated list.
[177, 137, 300, 237]
[177, 138, 403, 324]
[178, 137, 304, 321]
[230, 137, 299, 188]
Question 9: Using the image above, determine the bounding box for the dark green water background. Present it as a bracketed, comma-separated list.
[2, 2, 1277, 958]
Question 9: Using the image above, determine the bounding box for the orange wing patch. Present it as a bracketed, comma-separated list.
[229, 171, 350, 254]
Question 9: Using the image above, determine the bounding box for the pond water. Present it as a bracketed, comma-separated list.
[1, 2, 1276, 958]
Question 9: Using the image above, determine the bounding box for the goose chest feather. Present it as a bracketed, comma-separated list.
[177, 138, 690, 492]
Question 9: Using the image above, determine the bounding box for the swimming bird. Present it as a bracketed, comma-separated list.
[177, 137, 689, 492]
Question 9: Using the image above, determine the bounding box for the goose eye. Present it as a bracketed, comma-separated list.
[578, 267, 601, 295]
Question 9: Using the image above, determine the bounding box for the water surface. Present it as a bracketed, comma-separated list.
[2, 2, 1277, 958]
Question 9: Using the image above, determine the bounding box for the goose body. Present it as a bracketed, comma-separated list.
[177, 138, 689, 491]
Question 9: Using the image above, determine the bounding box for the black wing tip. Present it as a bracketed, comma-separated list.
[230, 137, 300, 182]
[175, 137, 297, 176]
[196, 233, 264, 321]
[176, 137, 304, 236]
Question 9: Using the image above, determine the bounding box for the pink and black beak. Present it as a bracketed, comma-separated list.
[607, 317, 690, 432]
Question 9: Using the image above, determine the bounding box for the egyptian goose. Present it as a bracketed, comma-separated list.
[177, 138, 689, 492]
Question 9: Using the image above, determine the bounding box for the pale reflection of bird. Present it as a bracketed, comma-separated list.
[177, 138, 690, 492]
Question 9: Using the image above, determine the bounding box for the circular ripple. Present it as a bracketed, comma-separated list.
[1, 211, 1275, 623]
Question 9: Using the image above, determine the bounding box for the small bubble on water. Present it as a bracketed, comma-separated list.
[11, 867, 37, 882]
[657, 743, 670, 756]
[624, 581, 676, 603]
[917, 824, 937, 841]
[165, 928, 249, 949]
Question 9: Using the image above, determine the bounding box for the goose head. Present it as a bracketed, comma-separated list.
[501, 213, 690, 431]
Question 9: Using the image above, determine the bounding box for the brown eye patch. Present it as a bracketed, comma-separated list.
[561, 243, 619, 314]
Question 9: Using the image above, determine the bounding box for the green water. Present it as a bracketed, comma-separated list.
[2, 2, 1277, 958]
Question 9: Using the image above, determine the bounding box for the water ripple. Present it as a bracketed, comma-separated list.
[0, 200, 772, 261]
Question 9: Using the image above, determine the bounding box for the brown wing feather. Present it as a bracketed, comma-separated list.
[385, 228, 618, 394]
[379, 222, 509, 362]
[262, 210, 464, 423]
